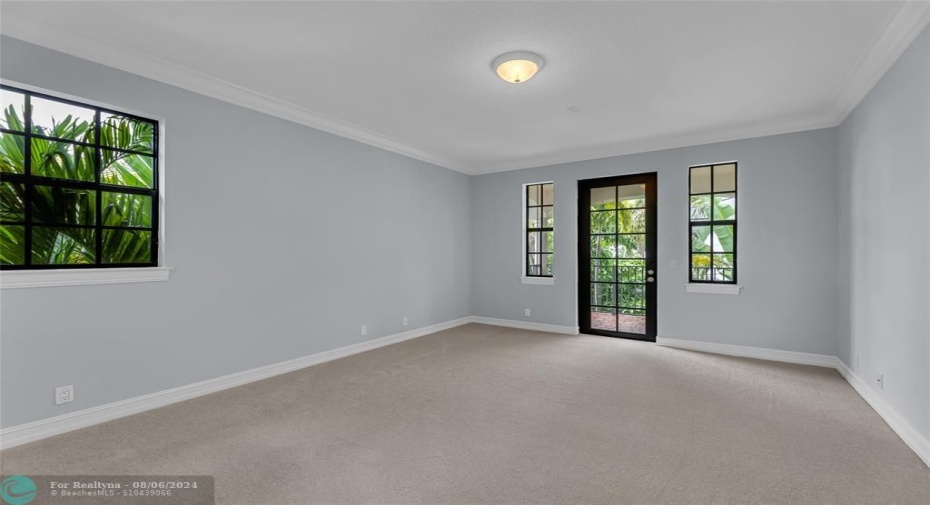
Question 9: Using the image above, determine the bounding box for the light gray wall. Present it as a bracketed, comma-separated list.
[471, 129, 840, 355]
[837, 26, 930, 442]
[0, 37, 472, 428]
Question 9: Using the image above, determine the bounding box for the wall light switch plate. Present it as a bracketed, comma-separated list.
[669, 259, 678, 270]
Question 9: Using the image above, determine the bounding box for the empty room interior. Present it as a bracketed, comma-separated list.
[0, 1, 929, 503]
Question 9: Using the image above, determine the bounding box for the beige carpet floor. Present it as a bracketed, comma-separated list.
[2, 323, 929, 504]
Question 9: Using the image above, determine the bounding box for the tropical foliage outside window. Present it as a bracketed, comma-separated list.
[0, 85, 159, 268]
[525, 182, 553, 276]
[689, 162, 737, 283]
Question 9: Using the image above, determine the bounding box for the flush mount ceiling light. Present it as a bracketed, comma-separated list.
[492, 51, 545, 84]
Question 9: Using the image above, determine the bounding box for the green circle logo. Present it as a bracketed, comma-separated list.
[0, 476, 36, 505]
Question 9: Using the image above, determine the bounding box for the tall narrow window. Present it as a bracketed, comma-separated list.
[689, 162, 737, 283]
[0, 84, 159, 269]
[525, 182, 553, 277]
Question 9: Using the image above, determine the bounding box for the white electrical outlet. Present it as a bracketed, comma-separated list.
[877, 373, 884, 389]
[55, 385, 74, 405]
[402, 317, 408, 327]
[361, 325, 367, 336]
[524, 308, 531, 317]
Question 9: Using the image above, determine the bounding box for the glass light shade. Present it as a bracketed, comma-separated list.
[492, 51, 544, 84]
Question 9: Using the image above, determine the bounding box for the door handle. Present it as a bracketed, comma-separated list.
[647, 270, 655, 275]
[647, 277, 655, 283]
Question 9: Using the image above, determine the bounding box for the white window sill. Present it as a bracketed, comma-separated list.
[521, 276, 555, 286]
[1, 267, 172, 289]
[685, 283, 741, 295]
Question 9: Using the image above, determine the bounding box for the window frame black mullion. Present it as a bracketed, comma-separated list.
[23, 94, 32, 266]
[688, 162, 737, 284]
[1, 84, 160, 270]
[524, 183, 554, 278]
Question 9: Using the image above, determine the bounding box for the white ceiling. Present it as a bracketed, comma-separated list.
[2, 1, 929, 175]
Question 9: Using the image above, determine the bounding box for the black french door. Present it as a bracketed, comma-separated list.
[579, 173, 657, 341]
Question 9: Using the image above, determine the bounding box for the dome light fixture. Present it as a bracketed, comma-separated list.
[492, 51, 545, 84]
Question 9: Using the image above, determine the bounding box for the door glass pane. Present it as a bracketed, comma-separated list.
[691, 166, 711, 193]
[618, 284, 646, 309]
[617, 234, 645, 258]
[618, 259, 645, 283]
[591, 282, 615, 306]
[618, 209, 645, 233]
[590, 211, 615, 234]
[618, 308, 646, 334]
[543, 253, 553, 276]
[585, 179, 652, 337]
[591, 234, 616, 259]
[591, 259, 615, 282]
[714, 163, 736, 192]
[618, 184, 646, 208]
[590, 187, 614, 210]
[590, 307, 617, 331]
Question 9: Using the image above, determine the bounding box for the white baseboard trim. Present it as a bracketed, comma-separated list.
[834, 359, 930, 468]
[468, 316, 580, 335]
[4, 322, 927, 470]
[655, 336, 838, 368]
[656, 336, 929, 468]
[0, 317, 472, 450]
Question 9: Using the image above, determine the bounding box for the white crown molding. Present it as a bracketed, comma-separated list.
[827, 1, 930, 125]
[471, 113, 837, 174]
[2, 4, 928, 176]
[0, 14, 473, 175]
[0, 316, 473, 450]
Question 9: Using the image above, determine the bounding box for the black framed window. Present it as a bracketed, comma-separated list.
[689, 162, 736, 283]
[525, 182, 553, 277]
[0, 84, 159, 269]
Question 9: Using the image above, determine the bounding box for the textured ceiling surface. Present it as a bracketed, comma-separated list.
[1, 1, 925, 173]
